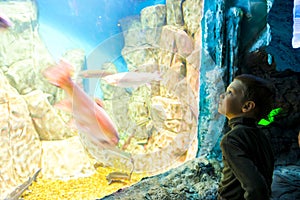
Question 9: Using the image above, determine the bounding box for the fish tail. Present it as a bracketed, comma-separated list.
[43, 59, 74, 90]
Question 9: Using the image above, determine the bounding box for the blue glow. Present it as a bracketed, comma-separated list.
[36, 0, 166, 58]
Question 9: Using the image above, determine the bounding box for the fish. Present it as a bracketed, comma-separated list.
[101, 71, 162, 88]
[4, 168, 41, 200]
[78, 69, 114, 78]
[106, 172, 131, 184]
[0, 12, 13, 28]
[106, 157, 135, 184]
[43, 59, 119, 146]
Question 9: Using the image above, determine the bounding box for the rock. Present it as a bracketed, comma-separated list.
[182, 0, 204, 36]
[160, 25, 194, 58]
[0, 71, 41, 199]
[119, 15, 147, 48]
[121, 45, 158, 71]
[41, 136, 95, 179]
[166, 0, 184, 26]
[23, 90, 77, 140]
[141, 4, 166, 28]
[271, 165, 300, 200]
[141, 4, 166, 46]
[101, 157, 220, 200]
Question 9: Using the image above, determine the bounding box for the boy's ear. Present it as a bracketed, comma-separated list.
[242, 101, 255, 113]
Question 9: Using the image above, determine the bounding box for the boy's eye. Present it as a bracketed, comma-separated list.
[225, 90, 232, 95]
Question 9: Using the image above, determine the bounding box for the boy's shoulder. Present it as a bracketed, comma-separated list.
[226, 124, 258, 136]
[222, 125, 260, 144]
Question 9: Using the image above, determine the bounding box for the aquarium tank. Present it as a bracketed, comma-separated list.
[0, 0, 286, 199]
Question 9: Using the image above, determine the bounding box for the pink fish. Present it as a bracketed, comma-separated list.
[78, 69, 114, 78]
[43, 59, 119, 146]
[101, 71, 162, 88]
[0, 12, 13, 28]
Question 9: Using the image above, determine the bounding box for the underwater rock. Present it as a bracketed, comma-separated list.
[0, 1, 57, 96]
[186, 26, 202, 92]
[186, 49, 200, 95]
[119, 15, 147, 49]
[104, 96, 132, 133]
[128, 86, 151, 124]
[0, 1, 97, 198]
[0, 1, 38, 68]
[100, 157, 220, 200]
[182, 0, 204, 36]
[166, 0, 185, 26]
[141, 4, 166, 28]
[5, 59, 39, 94]
[122, 45, 159, 71]
[160, 25, 194, 58]
[141, 4, 166, 46]
[0, 71, 41, 199]
[23, 90, 77, 140]
[41, 136, 95, 180]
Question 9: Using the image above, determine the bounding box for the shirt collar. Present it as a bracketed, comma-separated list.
[228, 117, 257, 129]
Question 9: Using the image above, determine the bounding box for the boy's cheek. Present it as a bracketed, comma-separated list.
[218, 105, 225, 115]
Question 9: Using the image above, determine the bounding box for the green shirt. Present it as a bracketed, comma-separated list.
[218, 117, 274, 200]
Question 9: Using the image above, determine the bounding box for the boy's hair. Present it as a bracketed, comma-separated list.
[234, 74, 275, 120]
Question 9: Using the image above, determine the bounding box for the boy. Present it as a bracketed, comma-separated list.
[217, 74, 275, 200]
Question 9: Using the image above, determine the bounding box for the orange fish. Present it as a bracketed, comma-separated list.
[43, 59, 119, 146]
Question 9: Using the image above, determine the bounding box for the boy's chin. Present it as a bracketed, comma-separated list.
[217, 108, 224, 115]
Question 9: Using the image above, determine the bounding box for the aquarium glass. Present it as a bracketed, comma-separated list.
[0, 0, 204, 199]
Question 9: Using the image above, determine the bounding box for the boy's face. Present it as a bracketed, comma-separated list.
[218, 79, 246, 120]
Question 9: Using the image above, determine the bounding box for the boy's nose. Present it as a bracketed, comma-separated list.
[220, 93, 224, 99]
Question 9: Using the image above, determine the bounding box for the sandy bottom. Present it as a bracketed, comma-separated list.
[22, 166, 149, 200]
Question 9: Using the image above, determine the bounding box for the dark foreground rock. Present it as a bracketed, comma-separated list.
[100, 158, 220, 200]
[271, 165, 300, 200]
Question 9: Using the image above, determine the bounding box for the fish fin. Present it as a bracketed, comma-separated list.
[101, 75, 118, 86]
[43, 59, 74, 89]
[94, 97, 105, 108]
[54, 99, 79, 130]
[54, 98, 72, 112]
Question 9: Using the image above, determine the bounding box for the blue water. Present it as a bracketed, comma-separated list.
[37, 0, 166, 96]
[37, 0, 166, 59]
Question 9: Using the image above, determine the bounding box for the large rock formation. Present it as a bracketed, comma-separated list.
[0, 1, 95, 198]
